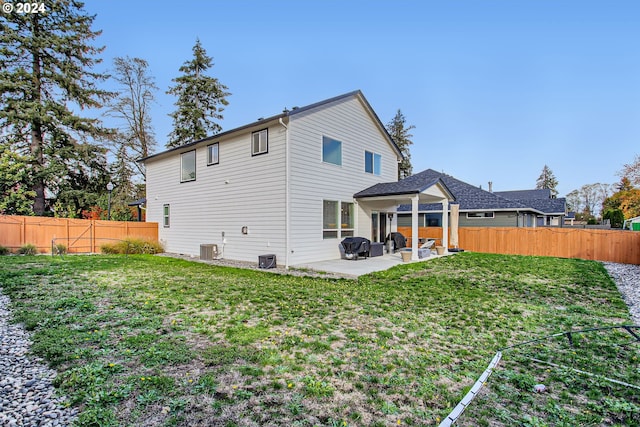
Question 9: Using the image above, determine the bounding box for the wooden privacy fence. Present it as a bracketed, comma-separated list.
[397, 226, 640, 265]
[0, 215, 158, 254]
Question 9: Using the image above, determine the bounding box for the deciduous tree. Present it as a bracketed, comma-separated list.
[166, 39, 230, 148]
[108, 56, 158, 180]
[619, 154, 640, 187]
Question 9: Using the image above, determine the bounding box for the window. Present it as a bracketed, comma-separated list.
[322, 136, 342, 166]
[180, 150, 196, 182]
[252, 129, 268, 155]
[467, 212, 495, 219]
[323, 200, 354, 239]
[323, 200, 338, 239]
[163, 204, 170, 228]
[207, 143, 219, 165]
[365, 151, 382, 175]
[341, 202, 354, 237]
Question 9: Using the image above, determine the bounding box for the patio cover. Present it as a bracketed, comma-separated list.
[354, 176, 455, 261]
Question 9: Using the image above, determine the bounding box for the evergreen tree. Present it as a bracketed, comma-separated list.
[0, 144, 35, 215]
[535, 165, 559, 197]
[0, 0, 113, 215]
[166, 39, 230, 148]
[386, 109, 414, 179]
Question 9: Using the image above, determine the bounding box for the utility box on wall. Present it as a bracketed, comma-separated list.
[258, 254, 276, 269]
[200, 244, 219, 260]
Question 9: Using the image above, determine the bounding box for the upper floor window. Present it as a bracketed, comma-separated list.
[365, 151, 381, 175]
[322, 136, 342, 166]
[207, 143, 219, 165]
[180, 150, 196, 182]
[252, 129, 268, 156]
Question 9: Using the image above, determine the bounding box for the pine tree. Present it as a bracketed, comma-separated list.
[386, 109, 415, 179]
[535, 165, 559, 197]
[0, 0, 113, 215]
[166, 39, 230, 148]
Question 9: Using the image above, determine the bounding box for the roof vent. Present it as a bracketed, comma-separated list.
[257, 117, 264, 121]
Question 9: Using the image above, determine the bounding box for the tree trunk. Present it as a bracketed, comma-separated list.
[30, 15, 45, 215]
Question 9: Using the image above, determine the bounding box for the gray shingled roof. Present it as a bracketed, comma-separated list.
[495, 189, 566, 214]
[395, 170, 568, 214]
[494, 189, 551, 200]
[354, 175, 449, 198]
[397, 169, 529, 212]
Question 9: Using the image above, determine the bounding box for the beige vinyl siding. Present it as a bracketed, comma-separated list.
[146, 121, 286, 263]
[287, 95, 399, 264]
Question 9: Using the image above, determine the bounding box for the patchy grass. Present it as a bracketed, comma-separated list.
[0, 253, 636, 426]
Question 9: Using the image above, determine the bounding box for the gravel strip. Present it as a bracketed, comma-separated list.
[603, 262, 640, 325]
[0, 292, 77, 427]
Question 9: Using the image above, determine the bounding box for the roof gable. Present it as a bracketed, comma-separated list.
[141, 90, 402, 163]
[397, 169, 528, 212]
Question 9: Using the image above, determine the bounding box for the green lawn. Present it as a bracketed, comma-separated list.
[0, 253, 637, 426]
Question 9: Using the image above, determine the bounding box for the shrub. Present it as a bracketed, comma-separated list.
[0, 245, 10, 255]
[55, 243, 67, 255]
[100, 238, 164, 255]
[17, 243, 37, 255]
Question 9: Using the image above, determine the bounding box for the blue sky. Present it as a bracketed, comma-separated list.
[89, 0, 640, 197]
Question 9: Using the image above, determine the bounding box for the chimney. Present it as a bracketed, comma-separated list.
[488, 181, 493, 193]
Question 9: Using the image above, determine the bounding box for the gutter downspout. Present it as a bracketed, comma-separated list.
[279, 117, 291, 269]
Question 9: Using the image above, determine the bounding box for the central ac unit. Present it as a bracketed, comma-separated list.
[200, 244, 218, 260]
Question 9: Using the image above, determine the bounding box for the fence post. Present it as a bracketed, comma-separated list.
[21, 216, 26, 247]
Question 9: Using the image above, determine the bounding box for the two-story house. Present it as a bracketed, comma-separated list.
[142, 91, 454, 267]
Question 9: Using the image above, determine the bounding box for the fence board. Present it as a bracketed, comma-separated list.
[0, 215, 158, 253]
[397, 226, 640, 265]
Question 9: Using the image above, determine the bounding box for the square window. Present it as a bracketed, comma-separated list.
[322, 136, 342, 166]
[207, 143, 219, 165]
[180, 150, 196, 182]
[252, 129, 268, 155]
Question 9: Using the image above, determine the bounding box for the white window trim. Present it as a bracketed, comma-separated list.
[207, 142, 219, 165]
[365, 150, 382, 175]
[180, 150, 196, 183]
[251, 129, 268, 156]
[322, 135, 342, 167]
[466, 211, 495, 219]
[323, 200, 354, 239]
[163, 204, 170, 228]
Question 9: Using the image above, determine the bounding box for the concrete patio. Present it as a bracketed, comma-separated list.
[292, 251, 455, 278]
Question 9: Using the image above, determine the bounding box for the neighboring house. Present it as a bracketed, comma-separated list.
[397, 169, 566, 227]
[494, 189, 566, 226]
[142, 91, 452, 266]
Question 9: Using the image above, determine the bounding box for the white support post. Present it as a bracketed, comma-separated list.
[411, 195, 419, 261]
[442, 198, 449, 251]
